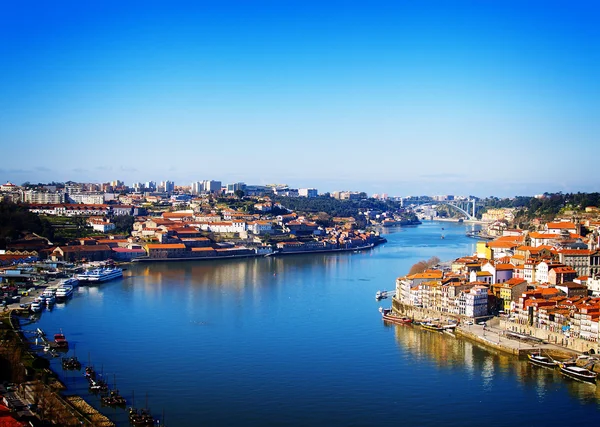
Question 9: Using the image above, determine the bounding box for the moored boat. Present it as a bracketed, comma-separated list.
[54, 332, 68, 349]
[380, 308, 412, 325]
[527, 352, 557, 369]
[55, 284, 74, 300]
[419, 322, 445, 332]
[558, 362, 597, 383]
[30, 299, 43, 313]
[78, 267, 123, 283]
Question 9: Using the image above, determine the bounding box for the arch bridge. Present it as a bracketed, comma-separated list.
[406, 199, 478, 221]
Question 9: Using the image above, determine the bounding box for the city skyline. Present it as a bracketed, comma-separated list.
[1, 1, 599, 198]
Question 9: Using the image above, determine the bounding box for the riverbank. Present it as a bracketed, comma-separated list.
[390, 302, 581, 359]
[1, 310, 115, 426]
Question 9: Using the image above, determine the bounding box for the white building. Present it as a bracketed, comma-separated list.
[202, 221, 247, 233]
[203, 180, 222, 193]
[88, 218, 116, 233]
[248, 220, 273, 235]
[68, 193, 105, 204]
[23, 190, 65, 204]
[464, 286, 488, 318]
[299, 188, 318, 198]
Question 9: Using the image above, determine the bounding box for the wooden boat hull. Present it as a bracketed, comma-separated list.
[527, 354, 557, 369]
[382, 313, 412, 325]
[558, 364, 597, 383]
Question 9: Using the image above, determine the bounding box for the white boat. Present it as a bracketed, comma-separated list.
[59, 277, 80, 288]
[45, 295, 56, 306]
[42, 287, 57, 298]
[77, 267, 123, 283]
[30, 299, 43, 312]
[55, 285, 74, 300]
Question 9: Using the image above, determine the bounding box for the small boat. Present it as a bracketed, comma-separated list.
[45, 295, 56, 306]
[558, 362, 597, 383]
[380, 308, 412, 325]
[102, 390, 126, 407]
[419, 322, 445, 332]
[30, 300, 43, 313]
[54, 332, 68, 349]
[62, 356, 82, 370]
[527, 353, 557, 369]
[375, 290, 388, 300]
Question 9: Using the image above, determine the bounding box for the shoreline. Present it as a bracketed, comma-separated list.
[131, 239, 386, 262]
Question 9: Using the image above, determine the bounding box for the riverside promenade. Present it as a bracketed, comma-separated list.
[456, 318, 579, 360]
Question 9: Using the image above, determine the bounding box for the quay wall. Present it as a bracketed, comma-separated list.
[454, 328, 525, 356]
[500, 319, 599, 355]
[391, 300, 462, 324]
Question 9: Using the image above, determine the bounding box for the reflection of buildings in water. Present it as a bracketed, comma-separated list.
[481, 356, 494, 391]
[392, 325, 477, 373]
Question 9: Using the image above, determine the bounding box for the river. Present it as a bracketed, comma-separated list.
[25, 221, 600, 426]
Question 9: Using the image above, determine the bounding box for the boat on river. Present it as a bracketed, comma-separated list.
[78, 267, 123, 283]
[54, 332, 68, 349]
[380, 308, 412, 325]
[558, 362, 597, 383]
[55, 284, 74, 300]
[419, 322, 445, 332]
[527, 352, 557, 369]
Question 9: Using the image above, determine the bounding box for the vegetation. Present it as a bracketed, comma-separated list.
[408, 256, 441, 275]
[0, 201, 54, 249]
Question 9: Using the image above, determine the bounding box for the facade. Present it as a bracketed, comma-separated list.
[298, 188, 318, 198]
[22, 190, 65, 204]
[558, 249, 600, 277]
[464, 286, 489, 318]
[68, 193, 105, 204]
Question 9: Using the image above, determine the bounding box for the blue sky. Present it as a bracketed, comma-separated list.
[1, 1, 598, 198]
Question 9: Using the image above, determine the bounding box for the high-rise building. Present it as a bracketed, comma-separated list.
[299, 188, 318, 198]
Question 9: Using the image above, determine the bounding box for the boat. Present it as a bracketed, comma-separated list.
[59, 277, 79, 288]
[55, 284, 74, 300]
[54, 332, 68, 349]
[77, 267, 123, 283]
[381, 309, 413, 325]
[558, 362, 597, 383]
[375, 290, 388, 300]
[419, 322, 445, 332]
[45, 295, 56, 306]
[30, 299, 43, 313]
[62, 356, 82, 370]
[527, 352, 557, 369]
[102, 390, 126, 406]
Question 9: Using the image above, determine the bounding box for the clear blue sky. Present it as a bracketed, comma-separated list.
[1, 0, 598, 198]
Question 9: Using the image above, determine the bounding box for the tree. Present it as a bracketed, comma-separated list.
[234, 189, 245, 199]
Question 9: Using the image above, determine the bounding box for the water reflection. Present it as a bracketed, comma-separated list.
[391, 323, 600, 405]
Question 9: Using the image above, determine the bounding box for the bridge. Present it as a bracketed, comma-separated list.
[402, 198, 478, 221]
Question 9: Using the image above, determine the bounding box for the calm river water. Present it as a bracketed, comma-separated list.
[25, 221, 600, 426]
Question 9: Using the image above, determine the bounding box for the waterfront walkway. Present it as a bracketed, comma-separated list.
[457, 320, 579, 359]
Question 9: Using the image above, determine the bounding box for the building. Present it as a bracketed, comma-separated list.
[299, 188, 318, 198]
[203, 180, 222, 193]
[68, 193, 105, 204]
[51, 245, 112, 262]
[558, 249, 600, 277]
[463, 286, 489, 318]
[145, 243, 187, 259]
[88, 218, 116, 233]
[498, 278, 528, 313]
[226, 182, 246, 194]
[22, 189, 65, 204]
